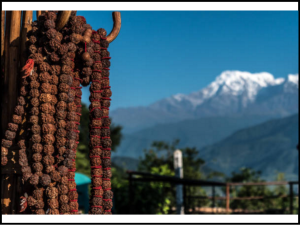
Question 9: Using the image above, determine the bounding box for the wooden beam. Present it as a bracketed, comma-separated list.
[1, 11, 5, 61]
[226, 183, 230, 214]
[20, 11, 32, 68]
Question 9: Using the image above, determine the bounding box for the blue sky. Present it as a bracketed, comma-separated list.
[36, 11, 299, 110]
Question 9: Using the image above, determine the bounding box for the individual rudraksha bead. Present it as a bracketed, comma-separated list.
[18, 139, 26, 149]
[91, 168, 103, 176]
[29, 53, 44, 65]
[29, 44, 38, 54]
[90, 147, 102, 156]
[90, 129, 101, 136]
[84, 58, 94, 67]
[102, 117, 111, 127]
[50, 52, 60, 62]
[93, 43, 101, 52]
[75, 88, 82, 96]
[40, 174, 51, 187]
[43, 145, 55, 155]
[67, 51, 76, 59]
[45, 11, 57, 21]
[29, 173, 39, 185]
[67, 112, 77, 121]
[64, 158, 74, 169]
[66, 131, 77, 140]
[91, 52, 101, 62]
[31, 134, 41, 143]
[32, 162, 43, 172]
[57, 120, 67, 129]
[50, 65, 61, 75]
[101, 49, 110, 58]
[66, 121, 78, 131]
[67, 171, 75, 180]
[49, 39, 61, 51]
[30, 80, 40, 89]
[102, 69, 109, 78]
[39, 62, 51, 72]
[56, 128, 66, 138]
[29, 115, 39, 125]
[4, 130, 16, 141]
[103, 200, 113, 210]
[30, 97, 39, 107]
[90, 92, 102, 101]
[29, 89, 40, 98]
[48, 198, 59, 209]
[45, 165, 55, 174]
[19, 148, 26, 155]
[68, 89, 76, 101]
[60, 204, 70, 213]
[90, 82, 101, 91]
[41, 114, 56, 124]
[92, 108, 102, 119]
[69, 201, 79, 211]
[44, 19, 56, 29]
[71, 79, 81, 88]
[68, 180, 77, 190]
[43, 155, 55, 166]
[23, 172, 32, 182]
[59, 195, 69, 205]
[35, 200, 45, 209]
[12, 114, 23, 125]
[51, 75, 59, 85]
[50, 170, 61, 182]
[32, 143, 43, 153]
[40, 83, 51, 94]
[17, 96, 26, 106]
[97, 28, 107, 38]
[103, 190, 113, 200]
[57, 147, 66, 156]
[50, 85, 58, 95]
[61, 176, 68, 185]
[102, 108, 109, 117]
[1, 147, 8, 156]
[54, 32, 63, 43]
[89, 207, 102, 214]
[60, 74, 73, 86]
[20, 86, 28, 96]
[42, 124, 56, 134]
[56, 101, 67, 111]
[29, 35, 37, 44]
[46, 28, 57, 40]
[100, 40, 109, 49]
[32, 153, 42, 162]
[66, 140, 77, 150]
[61, 64, 72, 74]
[46, 186, 58, 199]
[82, 76, 90, 86]
[101, 128, 110, 137]
[90, 136, 101, 147]
[67, 42, 77, 52]
[56, 110, 67, 120]
[67, 103, 77, 113]
[33, 189, 43, 200]
[68, 190, 78, 200]
[65, 149, 76, 160]
[40, 104, 55, 116]
[90, 157, 101, 166]
[91, 119, 102, 127]
[92, 177, 102, 187]
[58, 44, 68, 56]
[58, 184, 68, 195]
[102, 139, 112, 148]
[56, 137, 66, 148]
[14, 105, 25, 116]
[90, 101, 101, 109]
[102, 158, 111, 168]
[103, 169, 112, 178]
[103, 180, 111, 190]
[43, 134, 55, 145]
[91, 197, 102, 206]
[102, 89, 112, 98]
[102, 150, 111, 158]
[57, 165, 69, 176]
[19, 157, 28, 167]
[70, 33, 82, 44]
[27, 196, 37, 207]
[39, 72, 51, 83]
[91, 32, 100, 41]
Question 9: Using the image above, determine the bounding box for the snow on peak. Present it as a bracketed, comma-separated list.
[170, 70, 297, 108]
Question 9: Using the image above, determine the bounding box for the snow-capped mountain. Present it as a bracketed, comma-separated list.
[111, 71, 299, 133]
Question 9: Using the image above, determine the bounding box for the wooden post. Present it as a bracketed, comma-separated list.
[1, 11, 5, 61]
[128, 173, 133, 214]
[226, 183, 230, 214]
[20, 11, 32, 68]
[212, 185, 216, 212]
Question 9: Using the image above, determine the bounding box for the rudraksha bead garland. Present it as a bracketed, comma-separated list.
[2, 11, 115, 215]
[88, 28, 113, 214]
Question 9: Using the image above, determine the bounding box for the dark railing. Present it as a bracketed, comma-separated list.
[127, 171, 298, 214]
